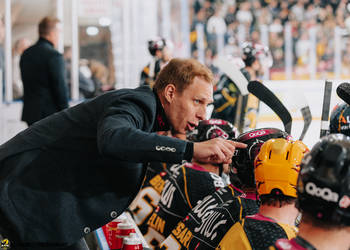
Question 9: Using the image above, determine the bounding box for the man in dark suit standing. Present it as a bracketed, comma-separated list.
[20, 16, 68, 126]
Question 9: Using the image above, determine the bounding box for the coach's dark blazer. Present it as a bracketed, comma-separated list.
[0, 86, 190, 247]
[20, 37, 68, 125]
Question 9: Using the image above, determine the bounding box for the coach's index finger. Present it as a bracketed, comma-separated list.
[227, 141, 247, 148]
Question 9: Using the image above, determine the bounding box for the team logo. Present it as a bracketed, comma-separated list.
[206, 126, 229, 140]
[0, 239, 10, 250]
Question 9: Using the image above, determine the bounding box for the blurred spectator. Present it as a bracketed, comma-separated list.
[63, 46, 96, 99]
[12, 38, 31, 100]
[269, 18, 283, 33]
[279, 2, 290, 24]
[224, 4, 236, 25]
[207, 8, 227, 54]
[203, 0, 215, 20]
[89, 59, 113, 92]
[291, 0, 305, 22]
[189, 0, 350, 79]
[295, 31, 311, 66]
[20, 17, 68, 126]
[305, 4, 318, 22]
[268, 0, 280, 19]
[236, 2, 253, 24]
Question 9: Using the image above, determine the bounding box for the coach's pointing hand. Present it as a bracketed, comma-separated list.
[193, 138, 247, 164]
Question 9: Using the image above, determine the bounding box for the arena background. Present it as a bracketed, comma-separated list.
[2, 0, 350, 149]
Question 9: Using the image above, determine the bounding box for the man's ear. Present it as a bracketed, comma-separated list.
[163, 84, 176, 103]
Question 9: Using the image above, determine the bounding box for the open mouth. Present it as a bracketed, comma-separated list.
[187, 122, 197, 131]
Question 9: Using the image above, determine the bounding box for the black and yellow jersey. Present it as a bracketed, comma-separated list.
[212, 74, 240, 125]
[211, 73, 259, 130]
[128, 162, 183, 248]
[218, 213, 298, 250]
[140, 59, 162, 87]
[146, 163, 225, 248]
[160, 187, 258, 249]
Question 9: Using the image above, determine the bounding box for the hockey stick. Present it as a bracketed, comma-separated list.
[320, 81, 333, 138]
[247, 81, 292, 134]
[294, 92, 312, 141]
[336, 82, 350, 105]
[299, 105, 312, 141]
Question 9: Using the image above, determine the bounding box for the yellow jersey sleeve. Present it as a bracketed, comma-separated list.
[216, 220, 252, 250]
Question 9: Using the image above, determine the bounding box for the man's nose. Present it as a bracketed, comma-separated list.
[197, 106, 206, 120]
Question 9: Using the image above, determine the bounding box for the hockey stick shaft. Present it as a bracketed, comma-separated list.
[320, 81, 333, 138]
[299, 106, 312, 141]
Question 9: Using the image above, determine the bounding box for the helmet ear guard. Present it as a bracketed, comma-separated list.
[254, 138, 309, 198]
[296, 134, 350, 226]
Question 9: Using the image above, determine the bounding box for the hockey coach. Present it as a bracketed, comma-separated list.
[0, 58, 246, 249]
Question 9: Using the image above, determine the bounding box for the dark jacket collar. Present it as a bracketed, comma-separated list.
[38, 37, 54, 47]
[153, 90, 170, 131]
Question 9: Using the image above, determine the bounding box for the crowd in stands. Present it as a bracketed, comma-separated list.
[189, 0, 350, 79]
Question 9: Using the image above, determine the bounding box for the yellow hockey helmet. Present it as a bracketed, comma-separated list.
[254, 138, 309, 198]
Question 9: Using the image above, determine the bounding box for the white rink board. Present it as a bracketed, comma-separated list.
[256, 80, 350, 148]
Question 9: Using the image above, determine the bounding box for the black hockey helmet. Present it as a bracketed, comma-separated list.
[296, 133, 350, 226]
[242, 42, 257, 67]
[231, 127, 291, 189]
[187, 119, 238, 142]
[329, 102, 350, 136]
[148, 37, 166, 56]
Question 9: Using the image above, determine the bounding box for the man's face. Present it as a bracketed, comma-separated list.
[166, 77, 213, 134]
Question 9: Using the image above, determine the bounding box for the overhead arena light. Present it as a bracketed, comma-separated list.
[86, 26, 99, 36]
[99, 17, 111, 27]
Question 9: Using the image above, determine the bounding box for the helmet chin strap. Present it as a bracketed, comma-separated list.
[218, 163, 223, 176]
[208, 162, 223, 176]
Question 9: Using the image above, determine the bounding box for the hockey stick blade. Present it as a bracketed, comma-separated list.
[320, 81, 333, 138]
[336, 82, 350, 105]
[213, 56, 249, 95]
[299, 106, 312, 141]
[247, 81, 292, 134]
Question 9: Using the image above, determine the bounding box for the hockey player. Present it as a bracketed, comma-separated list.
[272, 134, 350, 250]
[144, 119, 237, 248]
[218, 138, 308, 249]
[160, 127, 291, 249]
[140, 37, 173, 87]
[211, 43, 271, 131]
[128, 133, 186, 240]
[329, 102, 350, 136]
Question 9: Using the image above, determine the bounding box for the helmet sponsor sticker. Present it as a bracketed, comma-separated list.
[206, 126, 229, 140]
[248, 130, 266, 138]
[305, 182, 339, 202]
[206, 119, 227, 125]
